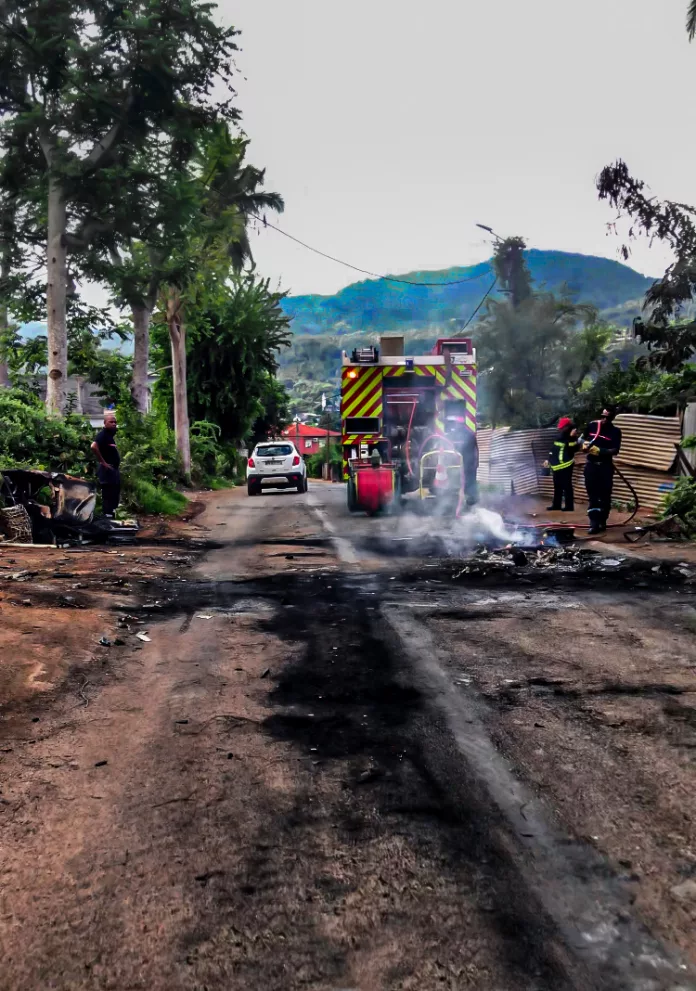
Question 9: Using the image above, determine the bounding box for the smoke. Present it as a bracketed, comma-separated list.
[462, 506, 517, 543]
[378, 502, 527, 556]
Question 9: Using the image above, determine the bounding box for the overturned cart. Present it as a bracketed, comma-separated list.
[0, 469, 138, 545]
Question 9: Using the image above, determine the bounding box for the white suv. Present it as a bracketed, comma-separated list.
[246, 441, 308, 496]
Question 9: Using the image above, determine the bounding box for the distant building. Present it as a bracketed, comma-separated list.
[281, 422, 340, 457]
[31, 374, 156, 425]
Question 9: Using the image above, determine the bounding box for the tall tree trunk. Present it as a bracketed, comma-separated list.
[131, 303, 151, 413]
[0, 201, 13, 388]
[167, 289, 191, 478]
[46, 177, 68, 415]
[74, 375, 85, 414]
[0, 294, 10, 386]
[0, 271, 10, 385]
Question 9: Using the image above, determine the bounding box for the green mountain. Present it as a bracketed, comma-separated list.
[278, 250, 656, 412]
[280, 249, 655, 336]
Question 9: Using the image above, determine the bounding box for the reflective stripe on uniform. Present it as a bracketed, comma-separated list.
[550, 440, 574, 471]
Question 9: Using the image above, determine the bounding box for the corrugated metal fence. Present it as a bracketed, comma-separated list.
[476, 414, 682, 512]
[684, 403, 696, 473]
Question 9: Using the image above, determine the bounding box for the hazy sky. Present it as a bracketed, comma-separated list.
[219, 0, 695, 298]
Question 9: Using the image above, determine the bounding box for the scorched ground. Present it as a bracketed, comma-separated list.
[1, 483, 695, 991]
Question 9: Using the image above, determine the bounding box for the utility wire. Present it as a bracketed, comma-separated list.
[257, 217, 492, 287]
[461, 278, 498, 328]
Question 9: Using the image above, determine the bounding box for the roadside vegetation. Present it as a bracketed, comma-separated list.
[0, 1, 290, 514]
[306, 444, 343, 480]
[0, 1, 694, 524]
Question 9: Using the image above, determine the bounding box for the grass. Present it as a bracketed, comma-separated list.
[208, 477, 239, 491]
[126, 478, 189, 516]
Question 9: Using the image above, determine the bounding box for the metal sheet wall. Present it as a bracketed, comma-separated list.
[482, 427, 556, 495]
[612, 414, 680, 472]
[477, 414, 681, 513]
[683, 404, 696, 472]
[476, 427, 508, 485]
[537, 457, 676, 511]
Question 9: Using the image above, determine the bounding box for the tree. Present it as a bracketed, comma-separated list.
[153, 275, 291, 450]
[148, 125, 283, 473]
[688, 0, 696, 40]
[474, 237, 600, 427]
[80, 122, 283, 427]
[596, 6, 696, 374]
[598, 161, 696, 371]
[82, 137, 209, 414]
[0, 0, 239, 414]
[249, 376, 291, 447]
[0, 133, 44, 388]
[492, 235, 533, 307]
[0, 292, 129, 407]
[0, 187, 14, 387]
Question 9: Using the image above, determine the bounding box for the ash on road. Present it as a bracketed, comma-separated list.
[1, 483, 695, 991]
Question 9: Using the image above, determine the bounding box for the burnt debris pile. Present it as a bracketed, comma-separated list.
[0, 469, 138, 546]
[452, 545, 695, 585]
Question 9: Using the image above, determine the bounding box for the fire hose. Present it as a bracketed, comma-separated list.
[507, 462, 640, 534]
[520, 421, 640, 533]
[406, 421, 640, 532]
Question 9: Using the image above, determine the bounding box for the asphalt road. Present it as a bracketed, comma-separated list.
[2, 481, 696, 991]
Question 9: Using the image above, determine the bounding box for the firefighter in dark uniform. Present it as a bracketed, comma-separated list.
[444, 412, 479, 506]
[389, 426, 411, 490]
[582, 406, 622, 535]
[545, 417, 577, 511]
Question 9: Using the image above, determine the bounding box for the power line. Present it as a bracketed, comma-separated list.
[461, 278, 498, 329]
[257, 217, 492, 287]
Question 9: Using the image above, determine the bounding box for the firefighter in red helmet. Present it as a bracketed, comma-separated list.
[545, 416, 578, 512]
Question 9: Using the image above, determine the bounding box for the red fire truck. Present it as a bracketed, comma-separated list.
[341, 336, 478, 515]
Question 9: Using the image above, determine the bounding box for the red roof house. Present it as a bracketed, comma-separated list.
[282, 423, 341, 457]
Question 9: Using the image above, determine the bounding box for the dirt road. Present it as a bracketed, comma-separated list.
[2, 483, 696, 990]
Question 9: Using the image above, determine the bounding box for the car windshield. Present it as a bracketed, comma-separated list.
[256, 444, 293, 457]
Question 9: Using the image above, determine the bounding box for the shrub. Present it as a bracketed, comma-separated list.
[0, 390, 188, 516]
[115, 404, 182, 487]
[306, 443, 343, 479]
[659, 477, 696, 536]
[0, 388, 94, 475]
[110, 403, 188, 514]
[126, 478, 188, 516]
[0, 390, 241, 517]
[190, 420, 221, 482]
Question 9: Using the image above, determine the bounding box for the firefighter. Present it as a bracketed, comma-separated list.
[545, 416, 577, 512]
[444, 411, 479, 506]
[462, 431, 479, 506]
[390, 425, 411, 488]
[582, 406, 622, 535]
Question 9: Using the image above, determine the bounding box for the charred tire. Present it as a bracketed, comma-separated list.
[347, 477, 358, 513]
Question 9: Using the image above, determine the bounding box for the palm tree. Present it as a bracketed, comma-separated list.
[688, 1, 696, 41]
[88, 123, 284, 418]
[197, 123, 284, 271]
[163, 126, 284, 475]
